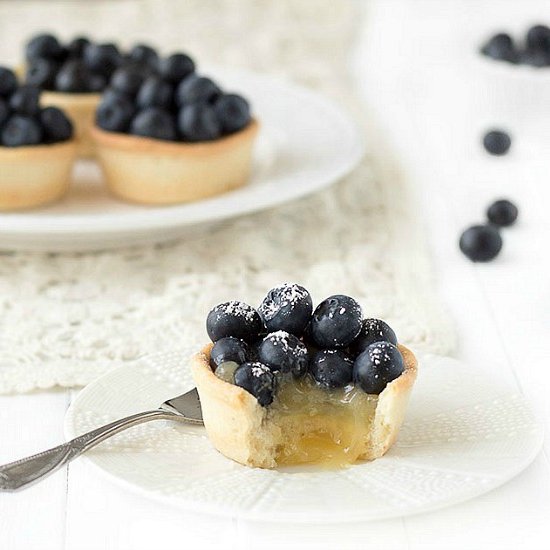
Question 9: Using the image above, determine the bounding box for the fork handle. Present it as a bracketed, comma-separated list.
[0, 409, 178, 492]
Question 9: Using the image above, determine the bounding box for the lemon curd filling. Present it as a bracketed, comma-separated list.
[268, 376, 378, 467]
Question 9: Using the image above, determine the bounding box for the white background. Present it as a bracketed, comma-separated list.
[1, 0, 550, 548]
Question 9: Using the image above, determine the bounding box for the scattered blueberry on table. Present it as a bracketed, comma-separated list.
[480, 24, 550, 67]
[205, 285, 405, 406]
[459, 224, 503, 262]
[487, 199, 519, 227]
[483, 130, 511, 156]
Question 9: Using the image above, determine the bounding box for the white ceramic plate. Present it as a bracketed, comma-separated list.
[65, 351, 543, 523]
[0, 69, 364, 252]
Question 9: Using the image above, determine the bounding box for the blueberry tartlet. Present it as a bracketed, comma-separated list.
[22, 33, 126, 157]
[191, 283, 417, 469]
[91, 53, 258, 205]
[0, 67, 76, 210]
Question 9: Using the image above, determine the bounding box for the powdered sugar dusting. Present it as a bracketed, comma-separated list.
[249, 362, 271, 378]
[214, 301, 257, 321]
[259, 283, 310, 321]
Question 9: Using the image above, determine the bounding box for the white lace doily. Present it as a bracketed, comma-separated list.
[0, 0, 455, 394]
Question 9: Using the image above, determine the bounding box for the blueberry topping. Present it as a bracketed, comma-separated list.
[206, 301, 264, 343]
[67, 37, 90, 59]
[311, 349, 353, 389]
[210, 336, 249, 369]
[39, 106, 73, 143]
[101, 87, 132, 106]
[83, 43, 121, 78]
[9, 85, 41, 116]
[214, 94, 251, 134]
[130, 107, 177, 141]
[519, 48, 550, 67]
[128, 44, 159, 69]
[308, 295, 363, 348]
[257, 330, 308, 377]
[178, 103, 221, 142]
[349, 318, 397, 357]
[258, 283, 313, 336]
[159, 53, 195, 83]
[214, 361, 239, 384]
[0, 67, 18, 97]
[110, 67, 146, 97]
[26, 33, 64, 62]
[55, 60, 93, 93]
[234, 362, 276, 406]
[353, 342, 404, 395]
[459, 224, 503, 262]
[25, 59, 59, 90]
[136, 76, 173, 109]
[480, 33, 517, 63]
[483, 130, 511, 156]
[1, 115, 43, 147]
[96, 96, 135, 132]
[0, 98, 9, 127]
[526, 24, 550, 52]
[87, 73, 108, 93]
[176, 75, 221, 106]
[487, 199, 518, 227]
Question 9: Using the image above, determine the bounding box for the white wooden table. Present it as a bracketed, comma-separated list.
[1, 1, 549, 548]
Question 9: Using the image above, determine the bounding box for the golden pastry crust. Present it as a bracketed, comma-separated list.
[41, 91, 100, 158]
[191, 343, 418, 469]
[91, 120, 259, 205]
[0, 140, 78, 210]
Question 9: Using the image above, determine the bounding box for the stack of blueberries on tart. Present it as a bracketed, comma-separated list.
[0, 66, 76, 210]
[23, 33, 125, 157]
[191, 283, 418, 469]
[92, 47, 258, 205]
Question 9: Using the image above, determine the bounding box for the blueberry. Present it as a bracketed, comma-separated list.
[526, 25, 550, 52]
[55, 60, 92, 93]
[311, 349, 353, 389]
[128, 44, 159, 69]
[482, 130, 511, 156]
[206, 301, 264, 343]
[487, 199, 518, 227]
[480, 33, 517, 63]
[39, 106, 73, 143]
[9, 85, 41, 116]
[67, 37, 90, 59]
[214, 94, 251, 134]
[0, 67, 18, 97]
[96, 96, 135, 132]
[83, 43, 121, 78]
[258, 283, 313, 336]
[459, 225, 503, 262]
[25, 58, 59, 90]
[1, 115, 43, 147]
[210, 336, 249, 369]
[257, 330, 308, 377]
[176, 75, 221, 106]
[353, 342, 404, 394]
[178, 103, 221, 142]
[0, 98, 9, 127]
[136, 76, 173, 109]
[308, 295, 363, 349]
[87, 73, 107, 93]
[130, 107, 177, 141]
[349, 318, 397, 357]
[110, 67, 146, 97]
[100, 87, 132, 106]
[25, 33, 63, 61]
[158, 53, 195, 83]
[234, 362, 276, 406]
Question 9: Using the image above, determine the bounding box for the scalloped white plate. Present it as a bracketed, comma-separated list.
[65, 352, 543, 523]
[0, 68, 364, 252]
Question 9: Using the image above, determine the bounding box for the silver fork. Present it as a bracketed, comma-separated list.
[0, 388, 203, 492]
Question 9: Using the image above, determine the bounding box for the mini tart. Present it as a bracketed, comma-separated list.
[41, 91, 101, 158]
[0, 140, 77, 210]
[91, 119, 259, 205]
[191, 343, 418, 469]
